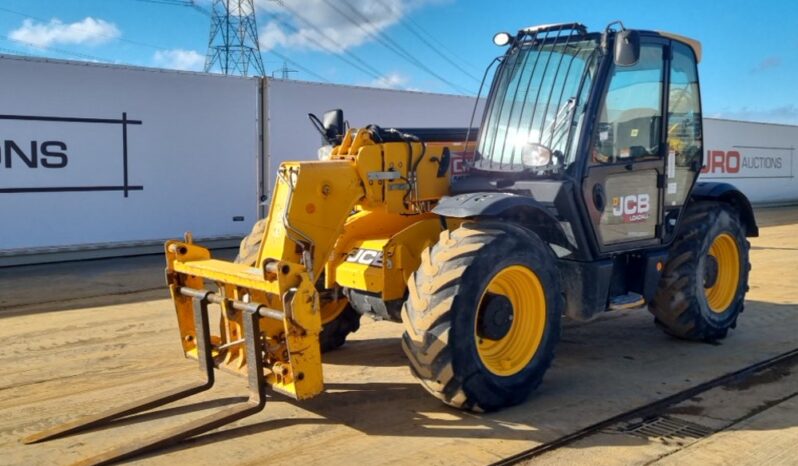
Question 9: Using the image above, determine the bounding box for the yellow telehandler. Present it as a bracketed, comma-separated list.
[26, 22, 757, 464]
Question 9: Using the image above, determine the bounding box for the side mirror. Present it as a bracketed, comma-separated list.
[614, 30, 640, 66]
[322, 109, 345, 144]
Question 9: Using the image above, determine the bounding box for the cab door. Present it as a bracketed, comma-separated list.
[661, 41, 704, 242]
[582, 40, 668, 251]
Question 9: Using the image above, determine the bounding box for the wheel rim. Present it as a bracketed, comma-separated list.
[704, 232, 740, 313]
[475, 265, 546, 376]
[320, 298, 349, 325]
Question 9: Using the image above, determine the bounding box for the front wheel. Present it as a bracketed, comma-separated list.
[649, 202, 750, 341]
[234, 218, 360, 352]
[401, 222, 562, 412]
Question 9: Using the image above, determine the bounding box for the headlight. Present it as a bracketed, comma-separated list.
[521, 142, 552, 168]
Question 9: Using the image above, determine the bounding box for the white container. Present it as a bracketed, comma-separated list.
[0, 55, 261, 265]
[1, 54, 793, 265]
[701, 118, 797, 205]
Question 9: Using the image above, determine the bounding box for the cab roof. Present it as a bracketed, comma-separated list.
[656, 31, 702, 63]
[516, 22, 702, 63]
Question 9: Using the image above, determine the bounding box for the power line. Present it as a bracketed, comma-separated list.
[132, 0, 329, 81]
[0, 1, 352, 84]
[0, 45, 34, 57]
[399, 6, 482, 74]
[267, 49, 331, 82]
[131, 0, 210, 15]
[265, 12, 381, 80]
[384, 6, 482, 82]
[330, 0, 472, 94]
[269, 0, 386, 81]
[398, 20, 482, 83]
[271, 61, 297, 79]
[383, 2, 483, 76]
[0, 36, 113, 63]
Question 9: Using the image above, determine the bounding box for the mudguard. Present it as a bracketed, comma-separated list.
[690, 182, 759, 237]
[433, 192, 572, 249]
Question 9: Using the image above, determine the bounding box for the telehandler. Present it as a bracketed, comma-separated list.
[26, 22, 757, 463]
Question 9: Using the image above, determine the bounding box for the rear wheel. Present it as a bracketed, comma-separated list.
[234, 218, 360, 352]
[401, 222, 562, 412]
[315, 298, 361, 353]
[649, 202, 750, 341]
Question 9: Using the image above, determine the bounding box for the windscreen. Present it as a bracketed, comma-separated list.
[477, 32, 600, 171]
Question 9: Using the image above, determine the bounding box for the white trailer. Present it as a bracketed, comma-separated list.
[701, 118, 797, 204]
[0, 55, 262, 265]
[0, 56, 481, 265]
[1, 55, 794, 265]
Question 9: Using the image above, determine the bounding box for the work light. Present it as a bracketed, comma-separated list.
[493, 32, 513, 46]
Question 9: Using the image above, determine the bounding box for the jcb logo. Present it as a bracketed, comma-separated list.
[346, 248, 383, 268]
[612, 193, 650, 223]
[450, 151, 475, 178]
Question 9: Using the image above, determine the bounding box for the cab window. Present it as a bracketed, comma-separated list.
[665, 42, 702, 206]
[592, 44, 664, 164]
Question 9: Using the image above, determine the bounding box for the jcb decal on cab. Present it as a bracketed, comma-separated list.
[612, 193, 650, 223]
[346, 249, 384, 267]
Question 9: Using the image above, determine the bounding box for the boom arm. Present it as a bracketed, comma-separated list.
[165, 158, 364, 400]
[163, 125, 455, 400]
[258, 160, 365, 280]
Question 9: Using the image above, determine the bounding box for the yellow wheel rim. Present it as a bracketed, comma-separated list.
[320, 297, 349, 325]
[475, 265, 546, 376]
[704, 232, 740, 313]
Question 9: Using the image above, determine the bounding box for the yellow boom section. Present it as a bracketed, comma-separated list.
[166, 159, 363, 400]
[164, 127, 471, 401]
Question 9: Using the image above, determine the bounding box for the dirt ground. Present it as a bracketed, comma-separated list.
[1, 207, 796, 465]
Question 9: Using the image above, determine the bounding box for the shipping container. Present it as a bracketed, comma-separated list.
[0, 54, 261, 265]
[1, 54, 794, 265]
[0, 56, 481, 265]
[701, 118, 797, 204]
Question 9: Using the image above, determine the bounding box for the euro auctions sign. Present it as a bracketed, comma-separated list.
[700, 147, 793, 179]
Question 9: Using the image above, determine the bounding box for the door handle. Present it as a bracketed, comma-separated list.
[592, 184, 606, 211]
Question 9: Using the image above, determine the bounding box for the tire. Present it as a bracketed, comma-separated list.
[401, 221, 562, 412]
[234, 218, 360, 352]
[649, 202, 750, 341]
[318, 305, 361, 352]
[234, 218, 268, 265]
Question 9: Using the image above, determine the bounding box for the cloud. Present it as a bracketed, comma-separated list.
[9, 17, 120, 48]
[750, 56, 781, 73]
[707, 104, 798, 125]
[153, 49, 205, 71]
[368, 72, 408, 89]
[257, 0, 443, 53]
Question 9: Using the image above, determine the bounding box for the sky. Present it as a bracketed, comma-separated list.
[0, 0, 796, 124]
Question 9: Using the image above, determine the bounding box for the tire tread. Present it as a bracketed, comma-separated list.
[649, 202, 750, 341]
[401, 222, 561, 411]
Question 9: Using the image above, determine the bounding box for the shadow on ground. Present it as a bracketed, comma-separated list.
[119, 301, 798, 462]
[0, 248, 237, 317]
